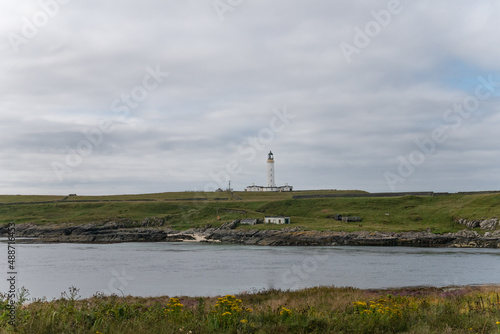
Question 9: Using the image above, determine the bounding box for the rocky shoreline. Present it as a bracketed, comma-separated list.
[2, 221, 500, 248]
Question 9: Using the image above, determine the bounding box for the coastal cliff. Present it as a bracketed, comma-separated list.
[2, 221, 500, 248]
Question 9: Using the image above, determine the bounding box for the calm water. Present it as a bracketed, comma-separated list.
[1, 241, 500, 300]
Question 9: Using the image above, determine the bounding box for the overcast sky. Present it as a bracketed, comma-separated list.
[1, 0, 499, 195]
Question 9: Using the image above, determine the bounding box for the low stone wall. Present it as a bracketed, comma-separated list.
[293, 190, 500, 200]
[293, 192, 436, 199]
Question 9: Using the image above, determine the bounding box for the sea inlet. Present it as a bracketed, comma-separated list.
[1, 241, 499, 300]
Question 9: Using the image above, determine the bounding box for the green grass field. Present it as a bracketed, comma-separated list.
[1, 190, 500, 233]
[2, 285, 500, 333]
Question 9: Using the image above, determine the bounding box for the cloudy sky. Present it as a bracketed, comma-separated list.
[0, 0, 499, 195]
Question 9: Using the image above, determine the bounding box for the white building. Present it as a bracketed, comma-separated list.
[245, 151, 293, 192]
[264, 216, 291, 224]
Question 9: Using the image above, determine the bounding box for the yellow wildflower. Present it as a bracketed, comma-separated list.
[280, 306, 292, 316]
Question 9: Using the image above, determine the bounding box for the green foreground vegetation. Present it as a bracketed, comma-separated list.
[2, 285, 500, 333]
[1, 190, 500, 233]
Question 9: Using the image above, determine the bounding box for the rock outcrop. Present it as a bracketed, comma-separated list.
[204, 229, 500, 248]
[456, 218, 499, 230]
[1, 222, 500, 248]
[0, 221, 182, 243]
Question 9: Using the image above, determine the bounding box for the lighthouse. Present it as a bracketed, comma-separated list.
[245, 151, 293, 192]
[267, 151, 275, 187]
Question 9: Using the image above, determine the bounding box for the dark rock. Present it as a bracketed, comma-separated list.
[218, 220, 240, 230]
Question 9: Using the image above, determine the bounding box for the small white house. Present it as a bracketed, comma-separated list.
[264, 216, 290, 224]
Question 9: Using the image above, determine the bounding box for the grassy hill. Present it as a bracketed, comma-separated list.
[1, 190, 500, 233]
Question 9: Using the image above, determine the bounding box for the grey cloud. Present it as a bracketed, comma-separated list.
[1, 0, 499, 194]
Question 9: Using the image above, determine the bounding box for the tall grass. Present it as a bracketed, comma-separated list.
[2, 285, 500, 333]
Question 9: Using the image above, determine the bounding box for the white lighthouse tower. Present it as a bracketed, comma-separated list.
[267, 151, 275, 187]
[244, 151, 293, 192]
